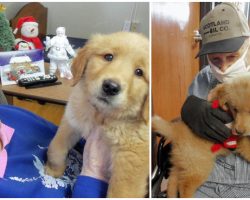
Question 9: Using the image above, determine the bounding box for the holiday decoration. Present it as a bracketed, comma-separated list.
[44, 27, 76, 79]
[0, 49, 45, 85]
[13, 16, 43, 50]
[0, 4, 15, 51]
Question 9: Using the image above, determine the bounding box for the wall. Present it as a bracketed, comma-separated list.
[3, 2, 149, 38]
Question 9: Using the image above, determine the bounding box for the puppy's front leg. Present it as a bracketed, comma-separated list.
[237, 137, 250, 162]
[45, 117, 81, 177]
[107, 148, 149, 198]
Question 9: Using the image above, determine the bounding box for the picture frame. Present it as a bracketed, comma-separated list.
[0, 49, 45, 85]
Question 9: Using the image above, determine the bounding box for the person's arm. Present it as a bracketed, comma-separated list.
[72, 129, 111, 198]
[182, 66, 233, 143]
[188, 66, 213, 99]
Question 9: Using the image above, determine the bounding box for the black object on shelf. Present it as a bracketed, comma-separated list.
[25, 81, 62, 89]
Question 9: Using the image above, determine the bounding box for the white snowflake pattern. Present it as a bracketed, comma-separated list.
[9, 146, 82, 190]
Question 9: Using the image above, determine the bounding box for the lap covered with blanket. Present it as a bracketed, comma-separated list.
[0, 105, 108, 197]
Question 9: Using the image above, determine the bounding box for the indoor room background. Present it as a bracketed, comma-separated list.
[1, 2, 149, 125]
[3, 2, 149, 38]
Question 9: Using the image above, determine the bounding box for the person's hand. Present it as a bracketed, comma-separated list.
[181, 95, 233, 143]
[81, 128, 111, 183]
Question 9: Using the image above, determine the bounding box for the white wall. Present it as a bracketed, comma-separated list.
[3, 2, 27, 20]
[3, 2, 149, 39]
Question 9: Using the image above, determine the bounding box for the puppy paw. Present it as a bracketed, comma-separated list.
[44, 162, 66, 178]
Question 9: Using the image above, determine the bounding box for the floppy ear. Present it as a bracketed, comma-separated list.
[142, 94, 149, 124]
[71, 46, 91, 86]
[208, 83, 229, 110]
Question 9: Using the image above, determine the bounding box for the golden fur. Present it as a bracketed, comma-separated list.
[152, 74, 250, 198]
[45, 32, 149, 197]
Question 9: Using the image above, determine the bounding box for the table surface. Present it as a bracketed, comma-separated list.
[1, 63, 73, 105]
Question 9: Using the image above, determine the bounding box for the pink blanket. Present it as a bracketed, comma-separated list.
[0, 122, 15, 178]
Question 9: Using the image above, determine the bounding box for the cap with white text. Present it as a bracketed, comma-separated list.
[197, 3, 250, 57]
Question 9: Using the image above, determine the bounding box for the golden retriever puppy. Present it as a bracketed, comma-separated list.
[152, 74, 250, 198]
[45, 32, 149, 198]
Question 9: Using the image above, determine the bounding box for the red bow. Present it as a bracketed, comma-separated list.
[211, 135, 238, 153]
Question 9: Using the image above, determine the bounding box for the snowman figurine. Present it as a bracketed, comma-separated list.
[44, 27, 76, 79]
[13, 16, 43, 50]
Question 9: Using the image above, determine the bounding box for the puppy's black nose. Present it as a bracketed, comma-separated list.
[102, 79, 121, 96]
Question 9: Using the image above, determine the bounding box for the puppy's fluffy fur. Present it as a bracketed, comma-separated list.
[153, 74, 250, 198]
[45, 32, 149, 197]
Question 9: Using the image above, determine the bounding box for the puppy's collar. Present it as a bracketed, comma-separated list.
[211, 135, 238, 153]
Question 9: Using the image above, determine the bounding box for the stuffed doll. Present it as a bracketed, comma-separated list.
[13, 16, 43, 50]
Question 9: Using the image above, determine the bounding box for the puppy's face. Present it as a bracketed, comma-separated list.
[208, 74, 250, 136]
[72, 32, 149, 122]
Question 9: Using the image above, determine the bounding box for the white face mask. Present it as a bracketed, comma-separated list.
[208, 48, 250, 82]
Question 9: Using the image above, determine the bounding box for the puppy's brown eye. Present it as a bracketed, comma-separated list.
[135, 68, 143, 77]
[104, 54, 113, 61]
